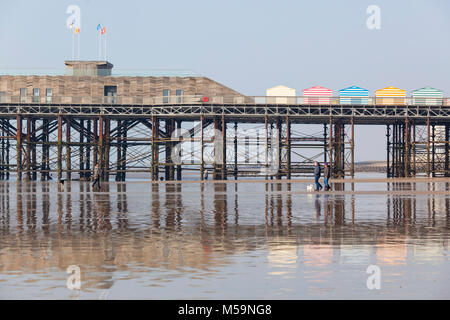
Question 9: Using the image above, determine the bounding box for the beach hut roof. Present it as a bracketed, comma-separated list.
[303, 85, 332, 95]
[375, 86, 406, 96]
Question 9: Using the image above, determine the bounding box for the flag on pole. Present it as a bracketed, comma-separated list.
[101, 27, 106, 35]
[97, 24, 101, 31]
[75, 27, 80, 34]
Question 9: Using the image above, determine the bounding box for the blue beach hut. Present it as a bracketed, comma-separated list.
[339, 86, 369, 105]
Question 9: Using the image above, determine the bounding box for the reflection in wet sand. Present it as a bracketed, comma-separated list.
[0, 180, 450, 298]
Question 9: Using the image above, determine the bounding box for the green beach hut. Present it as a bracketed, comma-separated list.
[412, 86, 443, 106]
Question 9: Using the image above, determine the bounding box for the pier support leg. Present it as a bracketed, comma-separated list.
[104, 118, 110, 182]
[200, 115, 204, 180]
[234, 122, 238, 180]
[286, 115, 291, 180]
[386, 125, 390, 178]
[16, 115, 22, 180]
[151, 116, 159, 181]
[79, 120, 84, 180]
[25, 118, 31, 180]
[404, 118, 410, 177]
[57, 115, 62, 181]
[116, 120, 122, 182]
[350, 117, 355, 178]
[66, 118, 71, 181]
[445, 124, 449, 177]
[176, 120, 182, 180]
[86, 120, 92, 180]
[426, 118, 430, 177]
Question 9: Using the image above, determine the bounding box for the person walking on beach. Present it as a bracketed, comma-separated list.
[314, 161, 322, 191]
[92, 163, 101, 190]
[323, 162, 331, 191]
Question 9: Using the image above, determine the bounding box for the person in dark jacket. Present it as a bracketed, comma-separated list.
[323, 162, 331, 191]
[314, 161, 322, 191]
[92, 164, 101, 190]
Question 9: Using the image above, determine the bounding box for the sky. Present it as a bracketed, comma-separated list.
[0, 0, 449, 161]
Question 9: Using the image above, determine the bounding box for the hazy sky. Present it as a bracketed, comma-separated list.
[1, 0, 449, 161]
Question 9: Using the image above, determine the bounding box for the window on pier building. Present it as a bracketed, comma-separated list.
[163, 89, 170, 103]
[32, 88, 40, 103]
[104, 85, 117, 104]
[46, 88, 52, 103]
[0, 92, 5, 103]
[20, 88, 27, 103]
[176, 89, 183, 103]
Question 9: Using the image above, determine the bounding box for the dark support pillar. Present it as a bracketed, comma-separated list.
[66, 118, 71, 181]
[286, 115, 291, 179]
[122, 120, 127, 181]
[221, 114, 227, 180]
[264, 115, 268, 180]
[276, 117, 282, 179]
[25, 118, 31, 180]
[165, 119, 175, 181]
[386, 125, 390, 178]
[16, 115, 22, 181]
[98, 117, 104, 180]
[412, 123, 416, 176]
[116, 120, 122, 182]
[41, 119, 48, 181]
[431, 124, 435, 177]
[86, 120, 91, 179]
[79, 119, 84, 179]
[93, 118, 98, 167]
[200, 115, 204, 180]
[176, 120, 182, 181]
[350, 117, 355, 178]
[329, 117, 333, 177]
[104, 118, 110, 182]
[426, 118, 430, 177]
[57, 115, 62, 181]
[234, 122, 238, 180]
[151, 116, 159, 181]
[404, 118, 409, 177]
[31, 119, 36, 181]
[445, 124, 449, 177]
[323, 124, 328, 165]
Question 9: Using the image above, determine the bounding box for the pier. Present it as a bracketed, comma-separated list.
[0, 96, 449, 181]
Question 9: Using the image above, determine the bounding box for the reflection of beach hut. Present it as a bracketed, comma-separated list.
[376, 238, 407, 266]
[339, 86, 369, 105]
[302, 86, 332, 105]
[302, 244, 333, 266]
[412, 86, 443, 105]
[267, 244, 298, 277]
[375, 86, 406, 105]
[266, 85, 296, 104]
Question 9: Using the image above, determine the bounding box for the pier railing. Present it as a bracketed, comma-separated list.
[1, 95, 450, 106]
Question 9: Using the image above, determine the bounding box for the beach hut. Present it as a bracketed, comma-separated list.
[266, 85, 296, 104]
[412, 86, 443, 105]
[339, 86, 369, 105]
[375, 86, 406, 105]
[302, 86, 332, 105]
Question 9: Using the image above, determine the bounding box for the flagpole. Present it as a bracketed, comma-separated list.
[72, 31, 74, 60]
[98, 31, 101, 61]
[78, 32, 80, 60]
[104, 33, 107, 61]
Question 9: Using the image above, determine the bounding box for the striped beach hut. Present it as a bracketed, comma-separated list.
[339, 86, 369, 105]
[375, 86, 406, 105]
[266, 85, 296, 104]
[302, 86, 332, 105]
[412, 86, 443, 105]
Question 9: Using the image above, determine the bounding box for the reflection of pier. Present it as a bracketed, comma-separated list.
[0, 181, 449, 289]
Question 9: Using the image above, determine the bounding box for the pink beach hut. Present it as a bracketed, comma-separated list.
[302, 86, 333, 105]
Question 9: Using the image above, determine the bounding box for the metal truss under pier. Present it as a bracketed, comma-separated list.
[0, 102, 449, 181]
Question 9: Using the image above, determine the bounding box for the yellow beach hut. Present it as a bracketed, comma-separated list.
[375, 86, 406, 105]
